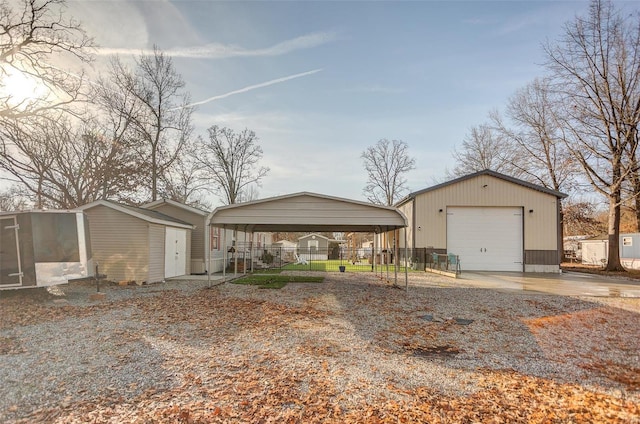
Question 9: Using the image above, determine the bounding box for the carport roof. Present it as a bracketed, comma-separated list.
[207, 192, 407, 233]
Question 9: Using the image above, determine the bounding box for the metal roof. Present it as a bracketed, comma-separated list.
[396, 169, 568, 207]
[207, 192, 407, 233]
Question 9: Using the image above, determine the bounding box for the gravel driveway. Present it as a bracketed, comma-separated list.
[1, 272, 638, 423]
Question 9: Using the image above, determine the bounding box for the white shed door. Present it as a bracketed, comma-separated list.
[165, 227, 187, 278]
[447, 207, 523, 272]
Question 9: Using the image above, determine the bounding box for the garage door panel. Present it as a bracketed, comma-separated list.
[447, 207, 523, 272]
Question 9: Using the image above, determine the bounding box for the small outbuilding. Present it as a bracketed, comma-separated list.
[396, 169, 567, 273]
[580, 233, 640, 270]
[142, 198, 208, 274]
[298, 233, 330, 261]
[78, 200, 193, 284]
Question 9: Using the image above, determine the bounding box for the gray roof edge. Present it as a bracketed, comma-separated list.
[400, 169, 568, 203]
[210, 191, 402, 216]
[78, 200, 194, 229]
[142, 198, 208, 216]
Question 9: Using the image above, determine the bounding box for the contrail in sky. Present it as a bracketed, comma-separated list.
[176, 69, 323, 110]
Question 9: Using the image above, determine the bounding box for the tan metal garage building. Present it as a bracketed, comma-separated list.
[396, 169, 567, 273]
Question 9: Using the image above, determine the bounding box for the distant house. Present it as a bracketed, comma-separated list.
[581, 233, 640, 269]
[78, 200, 193, 284]
[580, 236, 608, 266]
[563, 235, 590, 261]
[271, 239, 297, 263]
[298, 233, 329, 261]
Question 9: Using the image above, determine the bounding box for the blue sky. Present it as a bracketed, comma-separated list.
[71, 0, 599, 206]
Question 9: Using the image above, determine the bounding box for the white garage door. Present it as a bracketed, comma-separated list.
[165, 227, 187, 278]
[447, 207, 523, 272]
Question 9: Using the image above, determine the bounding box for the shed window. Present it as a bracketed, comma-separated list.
[623, 237, 633, 247]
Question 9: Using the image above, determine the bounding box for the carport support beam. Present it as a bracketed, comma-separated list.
[394, 231, 398, 286]
[404, 228, 408, 290]
[207, 224, 211, 287]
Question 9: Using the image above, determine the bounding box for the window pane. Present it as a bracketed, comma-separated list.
[32, 214, 80, 262]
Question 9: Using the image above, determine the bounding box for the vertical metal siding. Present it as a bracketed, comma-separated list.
[414, 175, 559, 251]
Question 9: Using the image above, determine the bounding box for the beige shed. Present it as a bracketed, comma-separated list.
[142, 198, 209, 274]
[396, 170, 567, 273]
[78, 200, 193, 284]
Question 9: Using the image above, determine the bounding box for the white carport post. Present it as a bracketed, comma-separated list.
[243, 229, 248, 275]
[234, 229, 238, 277]
[251, 231, 255, 273]
[404, 227, 408, 290]
[223, 227, 227, 279]
[207, 223, 211, 287]
[393, 230, 398, 286]
[373, 232, 377, 274]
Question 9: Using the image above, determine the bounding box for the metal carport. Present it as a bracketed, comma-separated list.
[205, 192, 409, 286]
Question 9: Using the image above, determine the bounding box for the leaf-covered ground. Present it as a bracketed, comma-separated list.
[1, 272, 638, 423]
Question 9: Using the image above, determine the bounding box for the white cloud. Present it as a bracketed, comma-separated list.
[96, 31, 339, 58]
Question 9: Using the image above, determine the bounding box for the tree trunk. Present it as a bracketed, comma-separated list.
[151, 148, 157, 201]
[605, 192, 624, 271]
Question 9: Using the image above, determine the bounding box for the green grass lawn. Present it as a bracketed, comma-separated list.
[281, 259, 416, 272]
[232, 274, 325, 289]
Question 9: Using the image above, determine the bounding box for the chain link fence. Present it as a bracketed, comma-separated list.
[221, 245, 459, 274]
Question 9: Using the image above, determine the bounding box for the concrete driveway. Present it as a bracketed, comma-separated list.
[457, 271, 640, 297]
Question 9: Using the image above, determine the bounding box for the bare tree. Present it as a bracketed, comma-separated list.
[0, 185, 30, 211]
[545, 0, 640, 271]
[448, 124, 513, 178]
[160, 139, 210, 208]
[492, 79, 578, 193]
[97, 47, 193, 201]
[196, 125, 269, 205]
[623, 130, 640, 231]
[563, 200, 607, 236]
[0, 114, 144, 208]
[0, 0, 94, 118]
[491, 78, 581, 259]
[361, 139, 415, 206]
